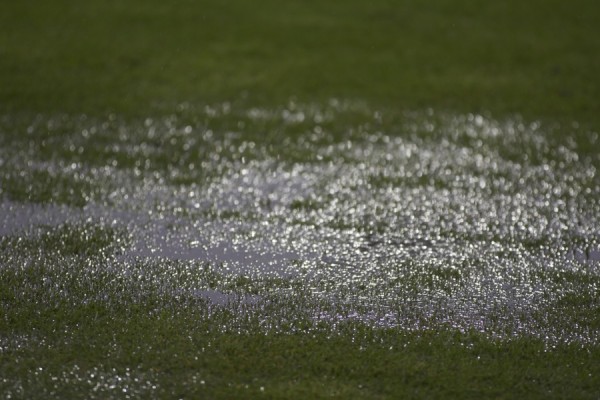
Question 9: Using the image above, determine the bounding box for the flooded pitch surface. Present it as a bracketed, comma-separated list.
[1, 101, 599, 344]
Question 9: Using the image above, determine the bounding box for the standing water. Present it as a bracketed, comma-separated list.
[1, 100, 599, 344]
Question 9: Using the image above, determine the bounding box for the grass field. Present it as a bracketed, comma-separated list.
[1, 1, 600, 399]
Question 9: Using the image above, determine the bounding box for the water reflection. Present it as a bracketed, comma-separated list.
[0, 102, 599, 345]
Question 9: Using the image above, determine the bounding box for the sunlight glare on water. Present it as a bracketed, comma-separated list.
[1, 100, 599, 345]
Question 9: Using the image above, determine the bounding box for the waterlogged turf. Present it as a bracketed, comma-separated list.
[2, 0, 600, 397]
[1, 101, 599, 398]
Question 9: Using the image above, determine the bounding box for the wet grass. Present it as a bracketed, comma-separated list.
[2, 111, 599, 398]
[0, 169, 96, 208]
[3, 309, 600, 399]
[2, 230, 600, 399]
[0, 223, 127, 258]
[1, 0, 600, 398]
[2, 110, 599, 397]
[2, 220, 600, 398]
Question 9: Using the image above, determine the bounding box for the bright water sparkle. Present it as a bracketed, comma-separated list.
[1, 100, 599, 347]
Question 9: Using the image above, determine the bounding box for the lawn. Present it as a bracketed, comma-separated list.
[1, 0, 599, 122]
[1, 1, 599, 399]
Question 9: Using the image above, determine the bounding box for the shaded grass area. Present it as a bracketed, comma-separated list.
[0, 0, 599, 126]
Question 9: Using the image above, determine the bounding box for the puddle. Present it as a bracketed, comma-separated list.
[568, 247, 600, 262]
[191, 289, 262, 306]
[1, 102, 599, 343]
[0, 201, 78, 235]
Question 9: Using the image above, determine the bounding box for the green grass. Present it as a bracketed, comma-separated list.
[1, 0, 599, 126]
[2, 247, 599, 399]
[1, 0, 600, 398]
[0, 169, 97, 207]
[2, 223, 600, 398]
[4, 309, 600, 399]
